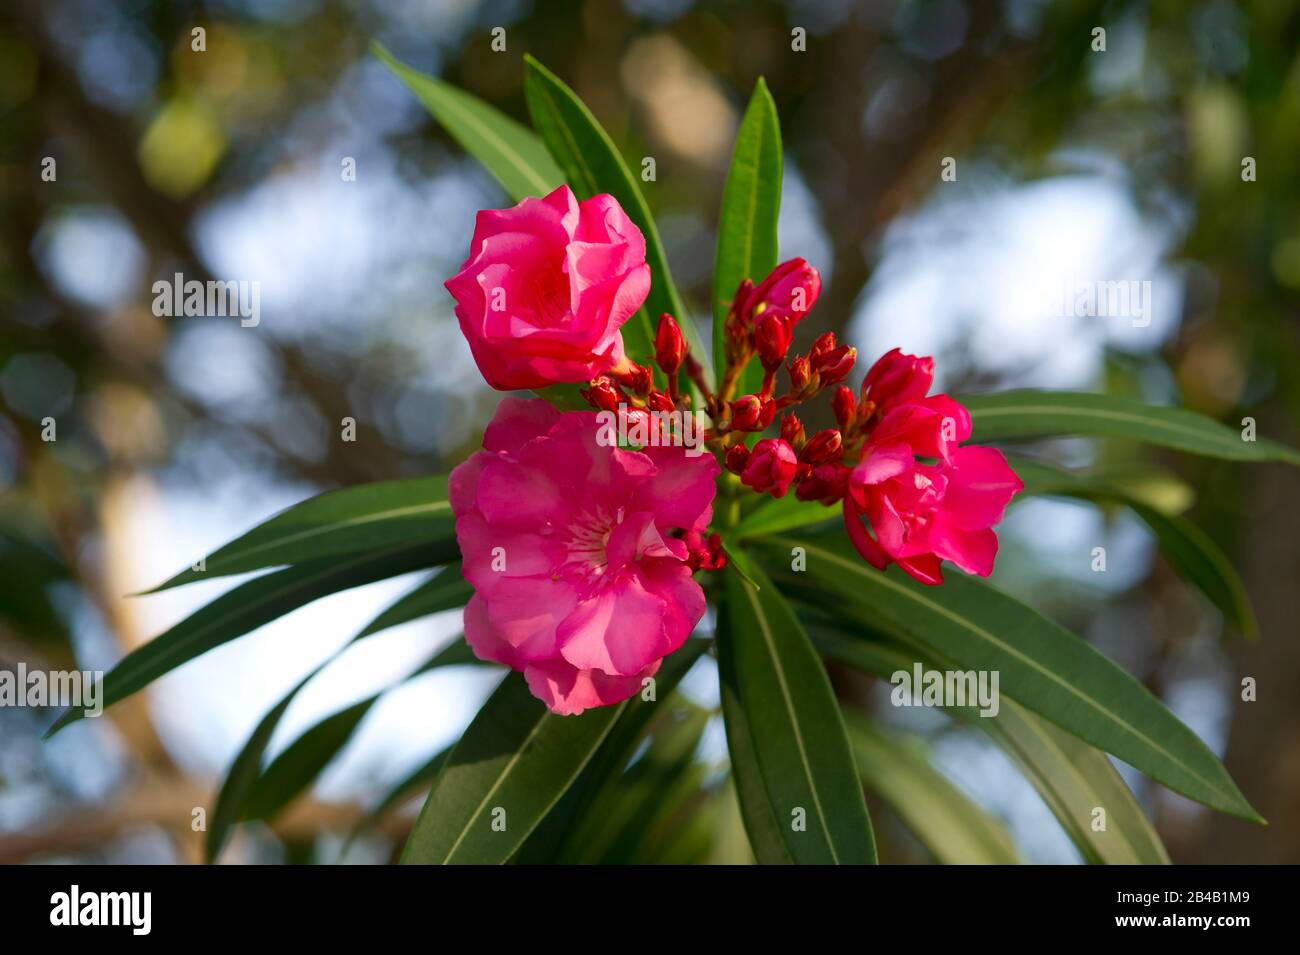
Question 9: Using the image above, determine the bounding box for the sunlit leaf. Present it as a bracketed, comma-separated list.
[759, 534, 1261, 822]
[713, 78, 782, 393]
[963, 390, 1300, 465]
[717, 562, 877, 863]
[373, 44, 563, 202]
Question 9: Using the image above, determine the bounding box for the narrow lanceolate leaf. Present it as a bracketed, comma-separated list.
[809, 624, 1169, 864]
[713, 78, 782, 391]
[717, 562, 877, 864]
[522, 56, 709, 381]
[206, 566, 474, 861]
[150, 475, 456, 591]
[843, 714, 1021, 865]
[513, 639, 709, 863]
[242, 640, 481, 825]
[373, 44, 564, 202]
[733, 494, 837, 541]
[760, 535, 1261, 823]
[962, 390, 1300, 465]
[1012, 459, 1256, 636]
[401, 672, 625, 864]
[48, 544, 439, 738]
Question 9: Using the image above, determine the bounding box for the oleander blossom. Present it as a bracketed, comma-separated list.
[842, 349, 1023, 585]
[445, 185, 651, 390]
[451, 397, 719, 714]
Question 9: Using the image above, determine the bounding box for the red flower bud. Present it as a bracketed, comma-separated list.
[832, 385, 856, 432]
[800, 428, 843, 465]
[646, 390, 675, 413]
[730, 394, 763, 431]
[611, 361, 653, 394]
[780, 413, 806, 448]
[581, 376, 623, 412]
[787, 355, 812, 393]
[655, 313, 686, 377]
[809, 331, 838, 363]
[725, 444, 751, 474]
[755, 313, 793, 372]
[740, 438, 799, 498]
[757, 396, 777, 430]
[812, 345, 856, 386]
[749, 258, 821, 328]
[795, 463, 850, 505]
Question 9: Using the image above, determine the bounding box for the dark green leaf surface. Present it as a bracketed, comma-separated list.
[400, 671, 625, 864]
[810, 624, 1169, 864]
[717, 562, 877, 863]
[733, 493, 837, 541]
[760, 534, 1261, 822]
[963, 390, 1300, 465]
[49, 544, 440, 738]
[151, 475, 456, 591]
[712, 78, 782, 392]
[205, 566, 474, 860]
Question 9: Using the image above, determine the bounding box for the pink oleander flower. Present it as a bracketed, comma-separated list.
[446, 185, 651, 391]
[741, 438, 799, 498]
[450, 397, 719, 715]
[842, 349, 1022, 585]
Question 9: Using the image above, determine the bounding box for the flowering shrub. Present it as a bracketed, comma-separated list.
[48, 50, 1300, 865]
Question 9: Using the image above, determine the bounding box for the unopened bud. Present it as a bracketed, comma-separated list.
[730, 394, 763, 431]
[755, 313, 793, 372]
[725, 444, 751, 474]
[582, 376, 623, 412]
[780, 413, 805, 448]
[800, 428, 842, 465]
[654, 314, 686, 377]
[832, 386, 856, 432]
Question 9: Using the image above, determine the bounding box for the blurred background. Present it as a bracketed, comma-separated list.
[1, 0, 1297, 864]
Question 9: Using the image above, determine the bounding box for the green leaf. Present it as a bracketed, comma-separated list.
[373, 44, 564, 202]
[843, 714, 1021, 864]
[400, 671, 625, 864]
[963, 390, 1300, 465]
[717, 562, 877, 863]
[243, 640, 480, 826]
[759, 534, 1262, 823]
[150, 476, 456, 591]
[1011, 459, 1256, 635]
[48, 543, 440, 738]
[733, 494, 837, 541]
[557, 702, 712, 864]
[206, 566, 473, 861]
[511, 638, 709, 863]
[522, 55, 709, 382]
[244, 696, 378, 822]
[349, 744, 453, 847]
[713, 78, 782, 393]
[810, 624, 1169, 864]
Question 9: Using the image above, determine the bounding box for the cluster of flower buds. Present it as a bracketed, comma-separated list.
[581, 314, 693, 425]
[684, 529, 728, 571]
[785, 332, 856, 403]
[721, 258, 821, 396]
[724, 411, 850, 500]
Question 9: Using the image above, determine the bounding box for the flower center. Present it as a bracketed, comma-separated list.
[561, 505, 624, 581]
